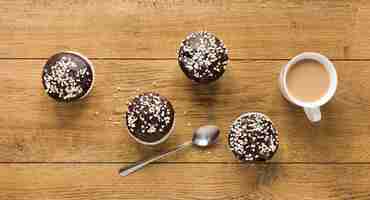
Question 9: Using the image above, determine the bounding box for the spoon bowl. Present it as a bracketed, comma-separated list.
[192, 125, 220, 147]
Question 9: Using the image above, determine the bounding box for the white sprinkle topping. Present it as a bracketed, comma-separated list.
[229, 112, 279, 161]
[178, 32, 228, 82]
[126, 92, 174, 140]
[42, 54, 92, 101]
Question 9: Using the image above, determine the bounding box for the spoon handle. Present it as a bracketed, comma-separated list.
[119, 141, 192, 177]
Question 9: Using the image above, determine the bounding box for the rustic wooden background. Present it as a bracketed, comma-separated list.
[1, 0, 370, 199]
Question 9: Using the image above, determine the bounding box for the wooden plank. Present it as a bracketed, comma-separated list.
[0, 60, 368, 162]
[0, 0, 370, 59]
[1, 163, 370, 199]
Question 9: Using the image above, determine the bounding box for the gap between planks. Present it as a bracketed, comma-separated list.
[2, 162, 370, 165]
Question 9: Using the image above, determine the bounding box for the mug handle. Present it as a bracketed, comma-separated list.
[303, 107, 321, 123]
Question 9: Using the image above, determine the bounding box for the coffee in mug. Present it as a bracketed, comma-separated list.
[286, 60, 330, 102]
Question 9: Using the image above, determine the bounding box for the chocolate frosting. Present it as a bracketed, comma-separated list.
[178, 32, 228, 84]
[42, 52, 94, 102]
[229, 112, 279, 161]
[126, 92, 175, 144]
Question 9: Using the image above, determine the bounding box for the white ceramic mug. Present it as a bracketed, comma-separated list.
[279, 52, 338, 123]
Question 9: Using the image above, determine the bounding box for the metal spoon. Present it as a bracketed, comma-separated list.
[119, 125, 220, 177]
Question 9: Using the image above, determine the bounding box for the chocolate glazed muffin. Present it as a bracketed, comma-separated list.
[42, 52, 95, 102]
[125, 92, 175, 145]
[178, 32, 228, 84]
[228, 112, 279, 161]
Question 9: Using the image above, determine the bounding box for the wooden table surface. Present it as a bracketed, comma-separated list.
[1, 0, 370, 199]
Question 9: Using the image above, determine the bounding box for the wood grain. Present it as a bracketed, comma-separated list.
[1, 0, 370, 59]
[1, 163, 370, 200]
[1, 60, 368, 162]
[1, 0, 370, 198]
